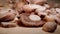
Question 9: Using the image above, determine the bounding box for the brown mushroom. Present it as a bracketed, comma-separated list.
[15, 0, 28, 13]
[22, 4, 38, 13]
[0, 8, 16, 22]
[23, 4, 47, 13]
[19, 13, 46, 27]
[42, 22, 57, 33]
[43, 15, 55, 22]
[0, 22, 16, 28]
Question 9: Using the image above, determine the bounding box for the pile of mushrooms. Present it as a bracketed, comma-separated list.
[0, 0, 60, 33]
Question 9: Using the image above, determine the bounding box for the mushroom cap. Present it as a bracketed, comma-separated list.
[19, 13, 46, 27]
[0, 22, 16, 28]
[22, 4, 47, 14]
[0, 8, 16, 22]
[42, 22, 57, 33]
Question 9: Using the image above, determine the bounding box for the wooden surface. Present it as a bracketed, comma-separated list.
[0, 26, 60, 34]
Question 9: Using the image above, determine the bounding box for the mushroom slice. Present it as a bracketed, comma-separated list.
[0, 22, 16, 28]
[42, 22, 57, 33]
[19, 13, 46, 27]
[0, 8, 16, 22]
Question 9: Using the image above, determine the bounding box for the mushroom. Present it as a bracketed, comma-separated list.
[0, 8, 16, 22]
[0, 17, 19, 28]
[55, 8, 60, 14]
[35, 5, 47, 16]
[22, 4, 40, 13]
[22, 4, 33, 13]
[19, 13, 46, 27]
[42, 22, 57, 33]
[15, 0, 28, 13]
[29, 14, 41, 21]
[26, 0, 47, 5]
[0, 22, 16, 28]
[23, 4, 47, 13]
[43, 15, 55, 22]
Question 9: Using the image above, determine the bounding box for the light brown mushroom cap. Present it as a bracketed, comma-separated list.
[42, 22, 57, 33]
[0, 8, 16, 22]
[19, 13, 46, 27]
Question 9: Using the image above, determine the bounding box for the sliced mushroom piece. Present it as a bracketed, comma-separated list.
[0, 14, 15, 22]
[42, 22, 57, 33]
[0, 8, 16, 22]
[0, 22, 16, 28]
[19, 13, 46, 27]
